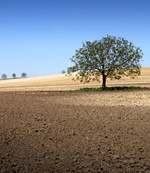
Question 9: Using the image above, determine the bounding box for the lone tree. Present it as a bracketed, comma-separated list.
[12, 73, 16, 79]
[21, 72, 27, 78]
[1, 74, 7, 79]
[67, 35, 143, 87]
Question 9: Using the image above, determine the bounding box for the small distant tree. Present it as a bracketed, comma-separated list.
[67, 35, 143, 87]
[2, 74, 7, 79]
[12, 73, 16, 79]
[21, 72, 27, 78]
[62, 70, 66, 74]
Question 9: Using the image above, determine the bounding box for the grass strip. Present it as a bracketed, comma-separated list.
[65, 86, 142, 92]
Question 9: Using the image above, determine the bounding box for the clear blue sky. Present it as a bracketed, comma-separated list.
[0, 0, 150, 78]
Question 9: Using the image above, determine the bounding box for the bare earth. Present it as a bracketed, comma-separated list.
[0, 67, 150, 172]
[0, 90, 150, 172]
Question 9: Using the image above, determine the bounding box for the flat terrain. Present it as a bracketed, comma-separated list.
[0, 90, 150, 172]
[0, 67, 150, 91]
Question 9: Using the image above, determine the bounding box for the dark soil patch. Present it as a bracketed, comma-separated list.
[0, 92, 150, 172]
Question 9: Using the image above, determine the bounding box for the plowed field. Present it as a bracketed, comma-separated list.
[0, 90, 150, 172]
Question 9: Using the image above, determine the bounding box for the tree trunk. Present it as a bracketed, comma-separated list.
[102, 60, 106, 87]
[102, 73, 106, 88]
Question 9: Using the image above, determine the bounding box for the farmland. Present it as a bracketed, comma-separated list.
[0, 67, 150, 172]
[0, 67, 150, 91]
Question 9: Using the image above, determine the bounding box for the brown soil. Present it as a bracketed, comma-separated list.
[0, 90, 150, 172]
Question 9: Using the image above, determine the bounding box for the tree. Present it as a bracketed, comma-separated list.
[1, 74, 7, 79]
[67, 35, 143, 87]
[12, 73, 16, 78]
[21, 72, 27, 78]
[62, 70, 66, 74]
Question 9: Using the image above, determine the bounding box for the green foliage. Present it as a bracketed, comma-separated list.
[67, 35, 143, 87]
[21, 72, 27, 78]
[12, 73, 16, 78]
[66, 86, 142, 92]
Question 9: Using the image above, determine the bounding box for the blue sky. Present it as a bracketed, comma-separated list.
[0, 0, 150, 78]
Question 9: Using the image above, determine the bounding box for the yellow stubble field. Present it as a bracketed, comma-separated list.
[0, 67, 150, 91]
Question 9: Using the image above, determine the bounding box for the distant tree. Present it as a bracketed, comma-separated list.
[62, 70, 66, 74]
[12, 73, 16, 79]
[21, 72, 27, 78]
[2, 74, 7, 79]
[67, 35, 143, 87]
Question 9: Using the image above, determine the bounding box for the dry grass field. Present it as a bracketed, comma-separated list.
[0, 67, 150, 91]
[0, 67, 150, 172]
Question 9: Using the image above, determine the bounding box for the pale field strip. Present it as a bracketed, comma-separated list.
[0, 67, 150, 91]
[55, 90, 150, 107]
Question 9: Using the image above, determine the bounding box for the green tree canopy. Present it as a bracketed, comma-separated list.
[21, 72, 27, 78]
[67, 35, 143, 87]
[12, 73, 16, 78]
